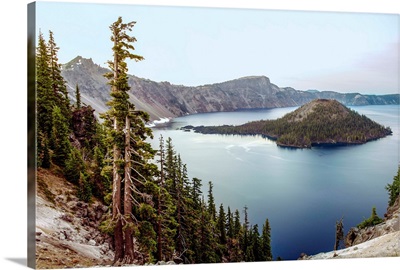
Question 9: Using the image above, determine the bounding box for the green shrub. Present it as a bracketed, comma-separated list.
[64, 148, 84, 184]
[77, 172, 93, 203]
[99, 217, 115, 236]
[357, 207, 383, 229]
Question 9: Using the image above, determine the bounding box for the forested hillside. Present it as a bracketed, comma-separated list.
[189, 99, 392, 148]
[35, 17, 273, 267]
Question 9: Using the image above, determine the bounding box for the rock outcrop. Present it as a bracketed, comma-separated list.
[36, 168, 113, 268]
[345, 196, 400, 248]
[304, 195, 400, 260]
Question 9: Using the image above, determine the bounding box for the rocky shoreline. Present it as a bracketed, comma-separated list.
[302, 195, 400, 260]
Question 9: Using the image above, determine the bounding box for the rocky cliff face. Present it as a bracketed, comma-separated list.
[345, 196, 400, 248]
[61, 56, 399, 122]
[303, 195, 400, 260]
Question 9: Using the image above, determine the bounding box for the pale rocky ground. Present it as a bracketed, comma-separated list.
[35, 168, 114, 269]
[308, 231, 399, 260]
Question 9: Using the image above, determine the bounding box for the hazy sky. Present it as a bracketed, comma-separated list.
[35, 1, 399, 94]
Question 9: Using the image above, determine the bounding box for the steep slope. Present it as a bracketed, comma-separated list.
[345, 195, 400, 248]
[303, 195, 400, 260]
[61, 56, 399, 122]
[36, 168, 113, 268]
[189, 99, 392, 148]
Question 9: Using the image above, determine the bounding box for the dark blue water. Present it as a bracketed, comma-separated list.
[150, 105, 399, 260]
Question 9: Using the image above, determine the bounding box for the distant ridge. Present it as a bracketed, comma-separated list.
[61, 56, 399, 122]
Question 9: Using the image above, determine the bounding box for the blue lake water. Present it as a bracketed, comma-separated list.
[150, 105, 399, 260]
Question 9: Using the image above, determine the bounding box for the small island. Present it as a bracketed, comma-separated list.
[183, 99, 393, 148]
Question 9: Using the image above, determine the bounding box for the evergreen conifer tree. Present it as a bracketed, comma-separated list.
[191, 177, 202, 209]
[217, 203, 227, 245]
[153, 135, 177, 262]
[250, 224, 263, 261]
[207, 181, 216, 221]
[48, 30, 71, 122]
[51, 105, 72, 167]
[186, 177, 203, 263]
[37, 30, 71, 168]
[261, 218, 272, 261]
[226, 208, 243, 262]
[241, 205, 250, 257]
[77, 172, 92, 203]
[164, 137, 176, 183]
[199, 197, 219, 263]
[75, 84, 81, 109]
[233, 209, 241, 239]
[64, 147, 85, 184]
[226, 206, 234, 239]
[216, 203, 227, 260]
[36, 31, 55, 167]
[386, 166, 400, 206]
[101, 16, 153, 264]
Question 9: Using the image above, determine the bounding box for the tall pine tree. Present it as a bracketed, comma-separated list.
[75, 84, 81, 109]
[101, 16, 149, 264]
[48, 30, 70, 117]
[207, 181, 216, 222]
[36, 30, 72, 168]
[36, 31, 54, 167]
[261, 218, 272, 261]
[51, 105, 72, 167]
[154, 135, 177, 262]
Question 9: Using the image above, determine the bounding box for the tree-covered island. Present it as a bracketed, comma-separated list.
[185, 99, 392, 148]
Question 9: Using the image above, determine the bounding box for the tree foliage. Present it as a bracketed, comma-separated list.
[51, 105, 72, 167]
[386, 166, 400, 206]
[36, 23, 275, 266]
[357, 207, 383, 229]
[98, 16, 159, 265]
[75, 84, 82, 109]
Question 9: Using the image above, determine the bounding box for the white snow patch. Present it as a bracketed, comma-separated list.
[146, 117, 171, 127]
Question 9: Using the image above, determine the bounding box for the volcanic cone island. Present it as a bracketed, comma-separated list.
[188, 99, 393, 148]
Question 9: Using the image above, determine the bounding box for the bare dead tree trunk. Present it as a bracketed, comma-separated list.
[157, 140, 164, 262]
[176, 186, 183, 256]
[112, 117, 124, 264]
[157, 194, 162, 262]
[334, 217, 344, 251]
[111, 27, 124, 264]
[123, 114, 135, 263]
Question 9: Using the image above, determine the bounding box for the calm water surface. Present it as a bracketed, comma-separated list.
[150, 105, 399, 260]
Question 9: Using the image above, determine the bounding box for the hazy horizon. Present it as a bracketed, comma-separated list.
[36, 1, 399, 95]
